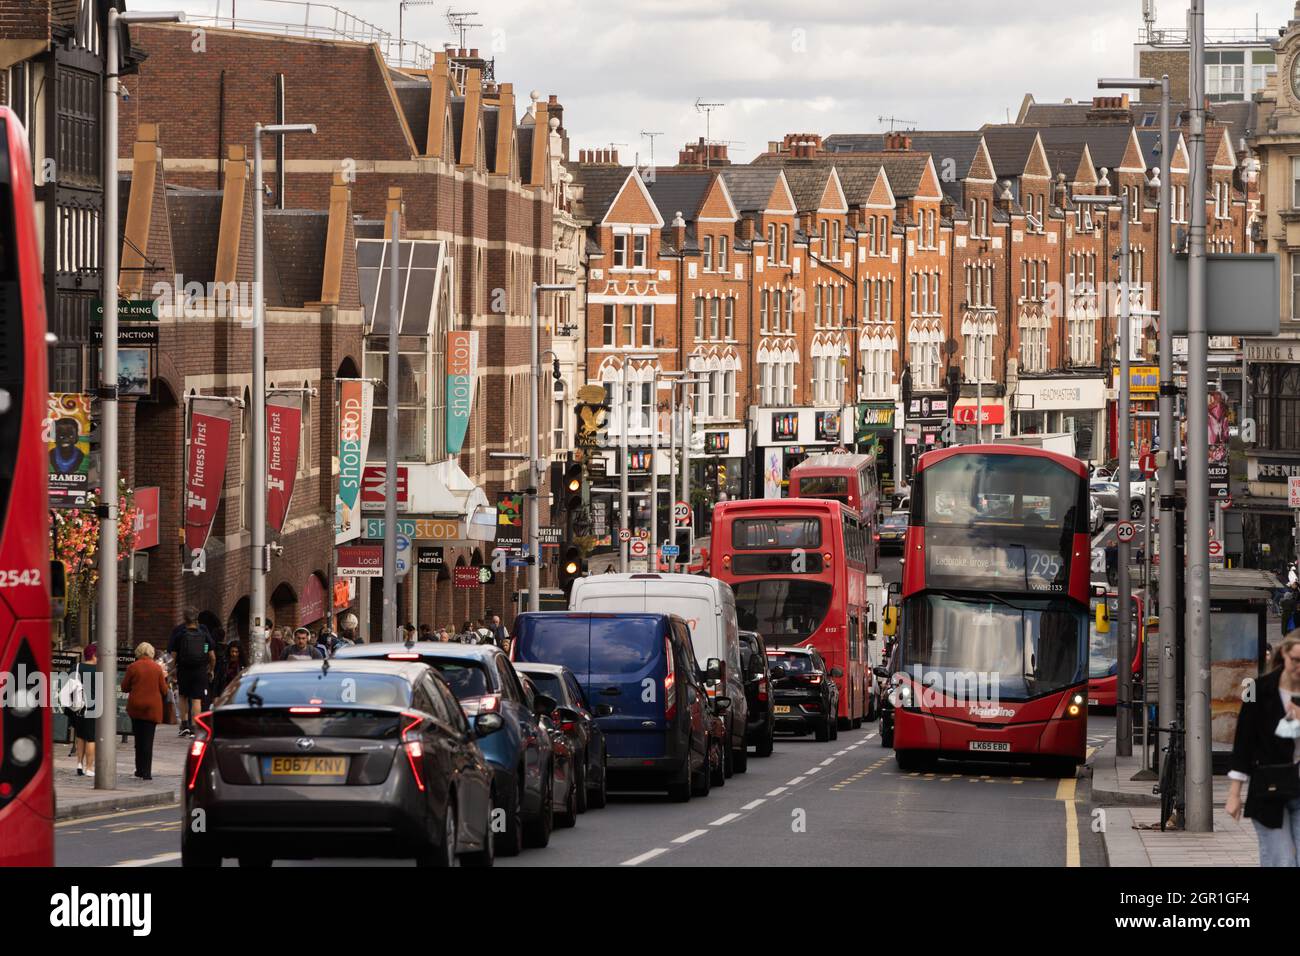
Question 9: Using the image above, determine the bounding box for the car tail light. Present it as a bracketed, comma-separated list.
[186, 711, 213, 792]
[757, 677, 768, 703]
[873, 533, 881, 542]
[386, 653, 420, 661]
[289, 706, 321, 714]
[459, 694, 500, 718]
[804, 674, 822, 685]
[664, 637, 676, 723]
[401, 711, 426, 791]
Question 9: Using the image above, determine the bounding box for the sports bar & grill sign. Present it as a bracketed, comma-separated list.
[185, 411, 231, 569]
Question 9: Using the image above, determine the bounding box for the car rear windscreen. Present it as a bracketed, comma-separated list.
[426, 660, 494, 700]
[768, 652, 816, 674]
[589, 617, 662, 675]
[519, 670, 565, 703]
[225, 672, 410, 708]
[515, 617, 590, 673]
[214, 710, 401, 738]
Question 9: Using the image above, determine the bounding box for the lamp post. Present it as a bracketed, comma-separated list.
[98, 7, 184, 789]
[251, 121, 316, 662]
[1075, 187, 1133, 756]
[527, 284, 576, 610]
[654, 371, 686, 566]
[675, 377, 707, 569]
[1099, 73, 1171, 772]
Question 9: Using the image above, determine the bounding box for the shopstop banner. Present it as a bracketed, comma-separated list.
[185, 410, 232, 564]
[447, 330, 478, 455]
[266, 402, 302, 533]
[336, 379, 374, 544]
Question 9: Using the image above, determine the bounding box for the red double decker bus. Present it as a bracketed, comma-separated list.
[1087, 590, 1144, 709]
[0, 106, 55, 864]
[710, 498, 875, 728]
[788, 452, 880, 573]
[892, 445, 1090, 776]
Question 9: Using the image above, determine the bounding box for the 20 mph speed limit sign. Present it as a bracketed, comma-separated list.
[1116, 521, 1137, 543]
[673, 501, 692, 526]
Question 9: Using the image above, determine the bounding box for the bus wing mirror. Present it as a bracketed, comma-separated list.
[1095, 602, 1110, 634]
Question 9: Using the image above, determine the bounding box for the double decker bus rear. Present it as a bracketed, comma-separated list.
[710, 498, 872, 728]
[893, 445, 1091, 776]
[0, 107, 54, 865]
[788, 452, 881, 573]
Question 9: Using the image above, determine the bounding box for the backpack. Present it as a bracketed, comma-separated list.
[59, 674, 86, 714]
[177, 628, 209, 668]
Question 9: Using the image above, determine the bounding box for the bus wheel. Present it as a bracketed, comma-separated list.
[895, 750, 933, 773]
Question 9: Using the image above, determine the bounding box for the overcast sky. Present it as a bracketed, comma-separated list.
[144, 0, 1292, 163]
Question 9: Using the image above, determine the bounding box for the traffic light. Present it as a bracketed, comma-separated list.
[559, 544, 587, 597]
[944, 365, 961, 413]
[563, 463, 584, 511]
[717, 463, 728, 491]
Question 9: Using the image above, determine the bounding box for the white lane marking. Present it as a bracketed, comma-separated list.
[672, 829, 709, 844]
[805, 767, 822, 774]
[621, 847, 671, 866]
[740, 798, 766, 810]
[820, 757, 835, 765]
[834, 750, 849, 756]
[862, 733, 877, 741]
[710, 813, 740, 826]
[113, 851, 182, 868]
[786, 777, 806, 786]
[766, 787, 788, 796]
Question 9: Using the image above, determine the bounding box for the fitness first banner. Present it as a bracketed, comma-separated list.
[266, 401, 302, 533]
[185, 409, 232, 569]
[336, 379, 374, 545]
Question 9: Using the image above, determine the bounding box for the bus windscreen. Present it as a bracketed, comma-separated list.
[796, 475, 848, 500]
[731, 517, 822, 550]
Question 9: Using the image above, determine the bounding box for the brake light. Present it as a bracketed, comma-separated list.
[404, 741, 426, 791]
[804, 674, 822, 685]
[460, 694, 500, 718]
[387, 653, 420, 661]
[187, 711, 213, 792]
[757, 677, 768, 703]
[664, 637, 676, 722]
[873, 533, 881, 542]
[289, 706, 321, 714]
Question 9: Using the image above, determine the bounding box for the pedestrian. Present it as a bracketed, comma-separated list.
[1290, 563, 1299, 588]
[265, 625, 286, 663]
[281, 626, 325, 660]
[211, 641, 244, 698]
[474, 619, 492, 644]
[1283, 587, 1299, 640]
[485, 612, 508, 648]
[458, 620, 476, 644]
[1226, 633, 1300, 866]
[72, 643, 99, 778]
[338, 612, 361, 646]
[121, 642, 168, 781]
[418, 623, 433, 641]
[167, 607, 215, 737]
[326, 626, 354, 656]
[435, 626, 452, 642]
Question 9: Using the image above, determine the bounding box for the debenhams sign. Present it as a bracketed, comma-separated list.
[1244, 339, 1300, 364]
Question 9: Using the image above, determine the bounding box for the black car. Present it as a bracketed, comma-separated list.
[767, 646, 841, 742]
[515, 662, 608, 811]
[520, 673, 579, 829]
[738, 630, 775, 758]
[181, 659, 496, 867]
[878, 511, 908, 554]
[335, 641, 555, 856]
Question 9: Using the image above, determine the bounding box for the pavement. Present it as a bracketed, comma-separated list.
[1090, 735, 1259, 867]
[53, 725, 188, 822]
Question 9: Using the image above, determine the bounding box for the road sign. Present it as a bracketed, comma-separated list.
[1290, 477, 1300, 509]
[394, 534, 412, 577]
[619, 528, 632, 542]
[630, 539, 648, 558]
[636, 527, 648, 539]
[661, 543, 681, 557]
[1116, 521, 1137, 543]
[1139, 453, 1156, 477]
[1221, 495, 1232, 510]
[673, 501, 692, 526]
[1208, 539, 1223, 558]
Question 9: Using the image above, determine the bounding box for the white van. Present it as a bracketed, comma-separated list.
[569, 573, 750, 773]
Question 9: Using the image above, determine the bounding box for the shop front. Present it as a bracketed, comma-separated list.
[855, 403, 897, 496]
[1014, 377, 1106, 463]
[951, 399, 1006, 445]
[752, 407, 851, 498]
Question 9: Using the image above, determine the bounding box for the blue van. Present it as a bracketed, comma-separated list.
[512, 612, 710, 801]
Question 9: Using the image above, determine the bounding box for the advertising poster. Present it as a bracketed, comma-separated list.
[496, 492, 523, 547]
[184, 410, 232, 563]
[447, 330, 478, 455]
[47, 393, 93, 508]
[764, 448, 783, 499]
[336, 379, 374, 544]
[815, 409, 841, 443]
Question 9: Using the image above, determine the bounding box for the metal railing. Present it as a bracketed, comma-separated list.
[189, 0, 437, 69]
[1140, 25, 1277, 46]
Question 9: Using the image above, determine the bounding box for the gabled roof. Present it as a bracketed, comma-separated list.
[717, 166, 795, 213]
[1027, 125, 1138, 174]
[979, 127, 1044, 179]
[571, 164, 635, 224]
[644, 169, 715, 223]
[781, 165, 836, 212]
[265, 209, 330, 309]
[827, 131, 987, 182]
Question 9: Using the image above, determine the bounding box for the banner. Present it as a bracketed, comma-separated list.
[335, 379, 375, 544]
[47, 393, 93, 508]
[266, 402, 302, 533]
[184, 410, 232, 562]
[495, 492, 523, 547]
[132, 486, 160, 550]
[446, 330, 478, 455]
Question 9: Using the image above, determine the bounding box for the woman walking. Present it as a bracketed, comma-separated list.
[73, 644, 99, 778]
[211, 641, 244, 699]
[121, 643, 169, 781]
[1227, 633, 1300, 866]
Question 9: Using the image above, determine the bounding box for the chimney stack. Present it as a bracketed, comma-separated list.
[884, 132, 912, 151]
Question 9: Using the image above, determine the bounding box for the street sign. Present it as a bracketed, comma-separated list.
[537, 526, 562, 544]
[661, 543, 681, 558]
[619, 528, 632, 542]
[1139, 453, 1156, 478]
[417, 547, 443, 570]
[1290, 477, 1300, 509]
[1116, 521, 1137, 543]
[673, 501, 691, 526]
[630, 539, 648, 558]
[394, 534, 412, 577]
[636, 527, 648, 539]
[1208, 539, 1224, 559]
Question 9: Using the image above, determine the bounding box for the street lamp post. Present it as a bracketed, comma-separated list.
[98, 7, 183, 789]
[251, 121, 316, 662]
[1075, 187, 1134, 756]
[528, 284, 575, 610]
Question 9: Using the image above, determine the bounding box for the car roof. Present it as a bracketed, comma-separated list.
[334, 640, 502, 663]
[240, 659, 429, 681]
[767, 645, 815, 655]
[514, 662, 569, 676]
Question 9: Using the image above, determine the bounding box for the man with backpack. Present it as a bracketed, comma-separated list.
[167, 607, 215, 737]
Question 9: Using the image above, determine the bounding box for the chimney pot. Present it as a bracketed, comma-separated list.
[470, 48, 479, 58]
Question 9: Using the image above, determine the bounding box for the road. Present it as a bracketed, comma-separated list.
[56, 717, 1115, 867]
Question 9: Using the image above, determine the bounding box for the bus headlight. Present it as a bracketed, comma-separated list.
[1067, 692, 1085, 717]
